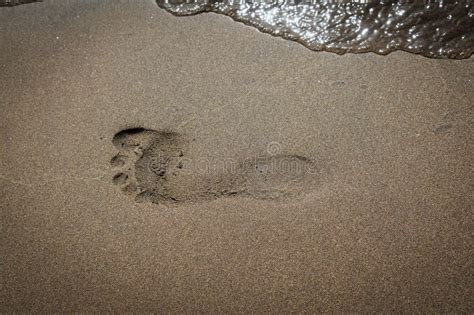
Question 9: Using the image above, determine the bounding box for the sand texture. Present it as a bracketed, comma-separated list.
[1, 0, 473, 312]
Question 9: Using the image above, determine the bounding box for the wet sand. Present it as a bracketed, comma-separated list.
[1, 0, 473, 312]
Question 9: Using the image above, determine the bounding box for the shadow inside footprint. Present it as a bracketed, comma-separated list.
[111, 128, 319, 205]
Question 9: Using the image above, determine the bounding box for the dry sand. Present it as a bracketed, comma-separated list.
[1, 0, 473, 312]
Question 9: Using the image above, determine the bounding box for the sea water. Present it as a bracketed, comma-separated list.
[156, 0, 474, 58]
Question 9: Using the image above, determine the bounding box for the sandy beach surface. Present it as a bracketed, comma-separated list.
[1, 0, 473, 312]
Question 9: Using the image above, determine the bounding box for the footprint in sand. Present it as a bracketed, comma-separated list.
[110, 128, 320, 204]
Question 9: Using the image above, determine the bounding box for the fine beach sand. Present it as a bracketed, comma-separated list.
[1, 0, 473, 312]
